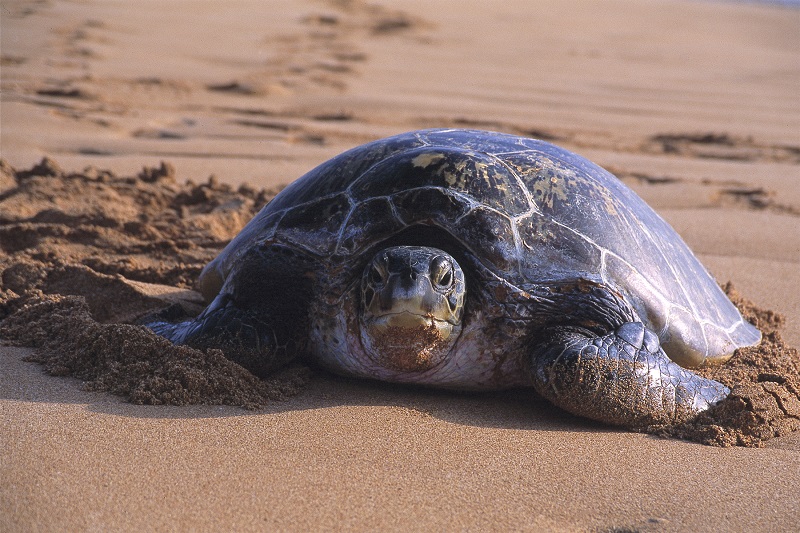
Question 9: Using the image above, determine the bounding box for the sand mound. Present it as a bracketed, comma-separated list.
[0, 158, 307, 408]
[653, 284, 800, 446]
[0, 156, 277, 290]
[1, 293, 309, 408]
[1, 159, 798, 444]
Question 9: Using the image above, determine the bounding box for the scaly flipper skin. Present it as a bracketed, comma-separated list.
[148, 294, 303, 377]
[148, 245, 313, 377]
[530, 322, 730, 428]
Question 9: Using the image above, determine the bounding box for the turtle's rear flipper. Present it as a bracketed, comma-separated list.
[530, 322, 729, 428]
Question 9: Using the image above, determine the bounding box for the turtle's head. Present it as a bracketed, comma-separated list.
[359, 246, 465, 373]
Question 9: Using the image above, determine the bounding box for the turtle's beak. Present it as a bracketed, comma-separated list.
[382, 265, 448, 314]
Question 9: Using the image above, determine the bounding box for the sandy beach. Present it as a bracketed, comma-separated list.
[2, 0, 799, 531]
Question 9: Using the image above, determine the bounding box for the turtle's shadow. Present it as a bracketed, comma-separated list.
[2, 346, 616, 435]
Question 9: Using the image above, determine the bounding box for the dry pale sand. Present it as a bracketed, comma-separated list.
[2, 0, 800, 531]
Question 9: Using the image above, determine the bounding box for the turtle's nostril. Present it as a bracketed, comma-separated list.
[398, 269, 417, 290]
[401, 268, 417, 281]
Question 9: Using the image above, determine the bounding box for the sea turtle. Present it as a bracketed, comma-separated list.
[150, 129, 761, 428]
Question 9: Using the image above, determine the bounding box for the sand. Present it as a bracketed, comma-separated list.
[1, 0, 799, 531]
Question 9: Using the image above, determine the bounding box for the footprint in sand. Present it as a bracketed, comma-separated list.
[646, 132, 800, 164]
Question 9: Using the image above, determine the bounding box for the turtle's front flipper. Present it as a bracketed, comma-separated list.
[529, 322, 729, 428]
[148, 245, 313, 377]
[148, 292, 305, 377]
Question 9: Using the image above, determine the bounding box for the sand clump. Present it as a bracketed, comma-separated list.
[1, 159, 798, 444]
[653, 284, 800, 447]
[1, 293, 309, 408]
[0, 156, 277, 290]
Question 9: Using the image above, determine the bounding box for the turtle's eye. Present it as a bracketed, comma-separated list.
[431, 257, 453, 288]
